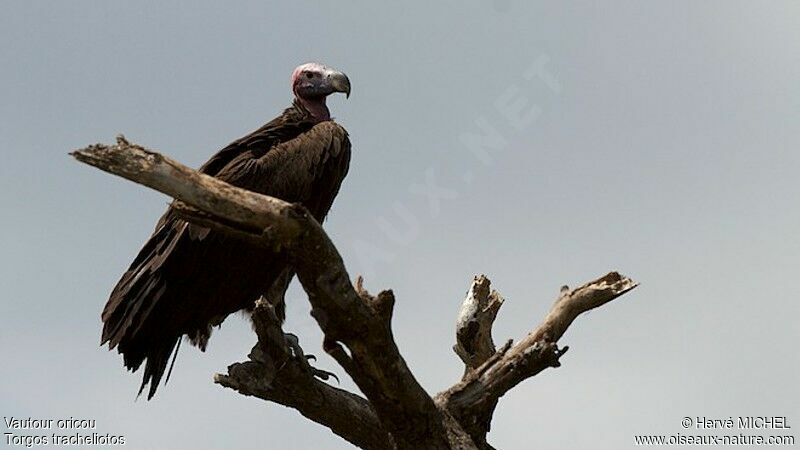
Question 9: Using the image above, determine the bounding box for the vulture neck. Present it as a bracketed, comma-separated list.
[294, 97, 330, 123]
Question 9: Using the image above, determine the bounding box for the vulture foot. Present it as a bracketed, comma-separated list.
[283, 332, 340, 383]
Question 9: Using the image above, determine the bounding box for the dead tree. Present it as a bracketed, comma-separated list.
[71, 136, 638, 450]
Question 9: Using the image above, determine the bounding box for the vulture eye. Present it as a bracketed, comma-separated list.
[305, 72, 314, 79]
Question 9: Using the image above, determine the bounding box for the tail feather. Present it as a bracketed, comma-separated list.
[129, 336, 181, 400]
[102, 274, 163, 349]
[101, 223, 176, 346]
[101, 217, 189, 400]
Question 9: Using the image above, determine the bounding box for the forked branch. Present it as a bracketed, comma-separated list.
[437, 273, 638, 447]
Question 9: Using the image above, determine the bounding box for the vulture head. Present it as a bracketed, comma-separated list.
[291, 62, 351, 122]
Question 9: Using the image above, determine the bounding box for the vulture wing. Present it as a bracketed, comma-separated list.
[101, 117, 351, 399]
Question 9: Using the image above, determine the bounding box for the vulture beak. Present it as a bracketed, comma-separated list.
[327, 70, 351, 98]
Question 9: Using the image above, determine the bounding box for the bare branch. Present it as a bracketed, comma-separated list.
[71, 136, 301, 241]
[214, 300, 393, 450]
[438, 272, 638, 446]
[454, 275, 505, 375]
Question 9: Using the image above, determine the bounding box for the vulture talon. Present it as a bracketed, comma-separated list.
[283, 332, 339, 384]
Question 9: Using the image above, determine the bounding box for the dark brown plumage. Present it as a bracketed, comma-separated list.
[101, 63, 352, 399]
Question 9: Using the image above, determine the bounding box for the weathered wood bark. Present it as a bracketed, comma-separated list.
[72, 136, 639, 450]
[436, 273, 637, 447]
[214, 299, 394, 450]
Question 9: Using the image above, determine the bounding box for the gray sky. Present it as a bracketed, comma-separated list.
[1, 1, 798, 449]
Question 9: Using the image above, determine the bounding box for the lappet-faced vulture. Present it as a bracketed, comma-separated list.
[101, 62, 352, 399]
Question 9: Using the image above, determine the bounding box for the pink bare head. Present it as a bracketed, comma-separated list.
[290, 62, 350, 122]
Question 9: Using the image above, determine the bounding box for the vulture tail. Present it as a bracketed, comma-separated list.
[100, 220, 186, 400]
